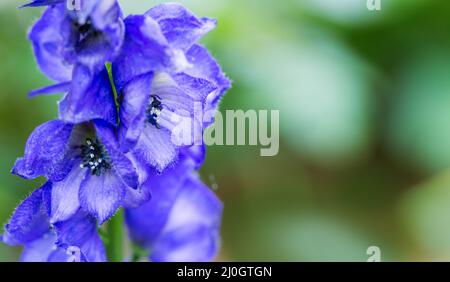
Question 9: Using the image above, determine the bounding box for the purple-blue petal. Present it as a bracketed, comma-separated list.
[19, 209, 107, 262]
[118, 72, 153, 152]
[132, 125, 179, 173]
[125, 170, 222, 262]
[11, 120, 74, 182]
[151, 225, 219, 262]
[184, 44, 231, 115]
[54, 210, 107, 262]
[125, 163, 193, 248]
[49, 163, 85, 223]
[20, 233, 57, 262]
[145, 3, 216, 51]
[121, 181, 152, 209]
[2, 183, 51, 246]
[173, 73, 218, 102]
[28, 5, 73, 82]
[21, 0, 65, 8]
[180, 144, 206, 170]
[79, 170, 126, 224]
[121, 155, 152, 209]
[28, 81, 70, 98]
[112, 14, 170, 91]
[89, 0, 124, 31]
[151, 72, 207, 115]
[150, 175, 222, 262]
[94, 120, 139, 189]
[59, 67, 117, 125]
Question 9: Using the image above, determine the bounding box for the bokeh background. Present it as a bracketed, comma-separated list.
[2, 0, 450, 261]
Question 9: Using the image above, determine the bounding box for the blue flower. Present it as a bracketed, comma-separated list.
[113, 3, 231, 172]
[30, 69, 118, 126]
[24, 0, 124, 124]
[11, 119, 149, 224]
[4, 1, 229, 263]
[125, 158, 223, 262]
[24, 0, 124, 81]
[2, 183, 106, 262]
[112, 3, 218, 89]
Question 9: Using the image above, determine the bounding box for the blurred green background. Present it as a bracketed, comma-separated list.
[2, 0, 450, 261]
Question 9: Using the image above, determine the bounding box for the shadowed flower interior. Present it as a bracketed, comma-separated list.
[72, 19, 101, 48]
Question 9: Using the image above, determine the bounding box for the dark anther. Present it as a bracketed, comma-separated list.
[146, 95, 163, 129]
[78, 21, 92, 35]
[79, 138, 111, 176]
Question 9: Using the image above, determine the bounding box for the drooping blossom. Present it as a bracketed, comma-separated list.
[114, 3, 231, 172]
[125, 154, 222, 262]
[24, 0, 124, 124]
[2, 183, 106, 262]
[12, 119, 150, 224]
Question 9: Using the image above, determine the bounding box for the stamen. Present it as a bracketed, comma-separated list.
[146, 95, 163, 129]
[80, 138, 111, 176]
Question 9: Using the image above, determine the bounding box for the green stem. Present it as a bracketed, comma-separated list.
[131, 244, 148, 262]
[106, 209, 124, 262]
[104, 62, 124, 261]
[105, 62, 120, 124]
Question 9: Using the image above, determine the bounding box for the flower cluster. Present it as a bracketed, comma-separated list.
[2, 0, 230, 262]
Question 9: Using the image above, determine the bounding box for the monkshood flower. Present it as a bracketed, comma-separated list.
[24, 0, 124, 81]
[3, 0, 229, 263]
[24, 0, 124, 124]
[125, 159, 222, 262]
[29, 69, 118, 126]
[11, 119, 150, 224]
[1, 183, 106, 262]
[114, 3, 231, 171]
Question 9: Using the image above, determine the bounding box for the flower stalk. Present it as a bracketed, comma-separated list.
[106, 209, 124, 262]
[2, 1, 229, 262]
